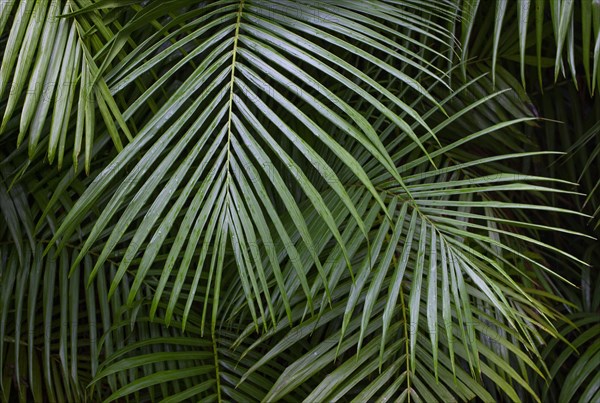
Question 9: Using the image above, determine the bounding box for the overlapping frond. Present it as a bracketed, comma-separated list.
[0, 0, 132, 172]
[456, 0, 600, 93]
[47, 0, 452, 331]
[0, 1, 595, 402]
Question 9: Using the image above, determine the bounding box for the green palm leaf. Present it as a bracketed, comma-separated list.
[0, 1, 596, 402]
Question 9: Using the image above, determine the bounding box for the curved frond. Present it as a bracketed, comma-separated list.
[48, 0, 451, 331]
[0, 1, 132, 171]
[0, 1, 596, 401]
[455, 0, 600, 93]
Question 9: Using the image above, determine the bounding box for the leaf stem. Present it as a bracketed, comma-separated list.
[212, 327, 222, 402]
[225, 0, 245, 178]
[399, 274, 412, 401]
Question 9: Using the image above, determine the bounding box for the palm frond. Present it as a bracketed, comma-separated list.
[0, 1, 596, 401]
[47, 0, 451, 329]
[456, 0, 600, 93]
[0, 0, 132, 172]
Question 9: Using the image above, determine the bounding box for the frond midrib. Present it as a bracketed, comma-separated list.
[225, 0, 245, 180]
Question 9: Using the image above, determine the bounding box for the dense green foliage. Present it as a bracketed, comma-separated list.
[0, 1, 598, 402]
